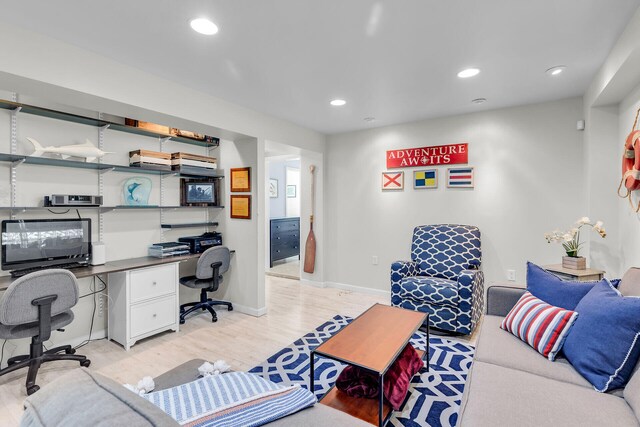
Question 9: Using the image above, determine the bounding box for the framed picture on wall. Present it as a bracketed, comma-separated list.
[269, 179, 278, 198]
[286, 185, 296, 198]
[414, 169, 438, 189]
[230, 167, 251, 192]
[447, 167, 474, 188]
[230, 195, 251, 219]
[381, 171, 404, 191]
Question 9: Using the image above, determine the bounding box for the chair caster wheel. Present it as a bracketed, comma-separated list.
[66, 348, 76, 354]
[180, 319, 185, 325]
[228, 305, 233, 312]
[212, 317, 218, 323]
[27, 385, 40, 395]
[81, 360, 91, 368]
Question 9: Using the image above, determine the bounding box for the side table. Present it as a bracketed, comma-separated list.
[543, 264, 605, 282]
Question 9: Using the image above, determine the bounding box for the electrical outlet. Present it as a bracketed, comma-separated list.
[372, 256, 379, 265]
[507, 270, 516, 281]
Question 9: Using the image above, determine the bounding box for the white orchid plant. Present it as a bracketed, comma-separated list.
[545, 217, 606, 258]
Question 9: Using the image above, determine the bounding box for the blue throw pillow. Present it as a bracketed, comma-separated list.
[563, 281, 640, 392]
[526, 262, 617, 310]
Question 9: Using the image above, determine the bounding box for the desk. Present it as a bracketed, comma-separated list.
[0, 254, 201, 291]
[0, 251, 234, 350]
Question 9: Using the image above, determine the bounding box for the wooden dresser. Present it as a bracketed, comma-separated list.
[270, 217, 300, 267]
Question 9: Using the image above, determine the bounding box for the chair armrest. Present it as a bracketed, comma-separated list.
[457, 269, 485, 312]
[390, 261, 418, 306]
[390, 260, 418, 281]
[486, 285, 526, 317]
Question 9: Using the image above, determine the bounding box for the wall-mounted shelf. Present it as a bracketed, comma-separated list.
[0, 205, 224, 212]
[0, 99, 220, 148]
[0, 153, 224, 179]
[160, 222, 219, 229]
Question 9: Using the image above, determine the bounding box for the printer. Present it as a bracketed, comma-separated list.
[178, 232, 223, 254]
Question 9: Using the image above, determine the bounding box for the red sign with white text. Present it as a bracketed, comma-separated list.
[386, 143, 468, 168]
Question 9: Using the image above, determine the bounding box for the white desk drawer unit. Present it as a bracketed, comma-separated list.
[108, 263, 180, 350]
[129, 267, 176, 303]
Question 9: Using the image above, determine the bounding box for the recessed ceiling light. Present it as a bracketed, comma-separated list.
[364, 117, 376, 122]
[546, 66, 566, 76]
[330, 99, 346, 106]
[190, 18, 219, 35]
[471, 98, 487, 105]
[457, 68, 480, 78]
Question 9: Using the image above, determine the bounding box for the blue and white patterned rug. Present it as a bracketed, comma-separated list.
[249, 315, 475, 427]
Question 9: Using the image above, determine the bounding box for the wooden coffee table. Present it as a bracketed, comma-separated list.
[310, 304, 428, 426]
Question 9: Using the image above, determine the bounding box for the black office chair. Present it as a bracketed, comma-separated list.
[179, 246, 233, 324]
[0, 269, 90, 395]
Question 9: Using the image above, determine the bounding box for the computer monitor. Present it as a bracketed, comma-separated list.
[1, 218, 92, 272]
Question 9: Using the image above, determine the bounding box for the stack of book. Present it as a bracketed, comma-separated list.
[129, 150, 172, 171]
[125, 119, 220, 146]
[148, 242, 191, 258]
[171, 152, 218, 177]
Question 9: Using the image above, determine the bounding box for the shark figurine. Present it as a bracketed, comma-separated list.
[26, 137, 113, 162]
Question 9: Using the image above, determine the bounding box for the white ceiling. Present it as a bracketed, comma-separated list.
[0, 0, 638, 134]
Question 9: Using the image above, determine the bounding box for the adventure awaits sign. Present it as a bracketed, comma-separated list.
[386, 143, 468, 168]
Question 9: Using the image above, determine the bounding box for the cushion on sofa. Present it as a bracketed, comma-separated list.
[475, 315, 592, 388]
[619, 268, 640, 297]
[625, 364, 640, 421]
[151, 359, 371, 427]
[500, 291, 578, 361]
[398, 276, 458, 306]
[526, 262, 611, 310]
[563, 281, 640, 392]
[458, 361, 639, 427]
[21, 368, 178, 427]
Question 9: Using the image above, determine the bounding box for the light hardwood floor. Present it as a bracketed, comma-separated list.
[0, 276, 478, 425]
[0, 276, 386, 425]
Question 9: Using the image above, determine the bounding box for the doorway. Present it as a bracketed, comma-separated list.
[266, 157, 301, 279]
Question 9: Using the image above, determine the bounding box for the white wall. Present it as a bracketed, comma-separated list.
[285, 166, 301, 217]
[617, 86, 640, 272]
[325, 98, 586, 292]
[0, 23, 325, 363]
[268, 159, 300, 218]
[582, 8, 640, 277]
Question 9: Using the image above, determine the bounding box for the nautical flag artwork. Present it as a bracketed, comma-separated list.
[414, 169, 438, 189]
[381, 171, 404, 190]
[447, 167, 474, 188]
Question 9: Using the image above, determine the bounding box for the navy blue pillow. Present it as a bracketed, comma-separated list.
[526, 262, 615, 310]
[563, 281, 640, 392]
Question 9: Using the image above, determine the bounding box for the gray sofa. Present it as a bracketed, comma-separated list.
[459, 275, 640, 427]
[20, 358, 369, 427]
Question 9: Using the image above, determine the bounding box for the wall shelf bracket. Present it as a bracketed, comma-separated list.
[99, 167, 115, 174]
[11, 158, 25, 168]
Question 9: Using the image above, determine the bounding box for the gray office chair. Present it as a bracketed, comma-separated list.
[179, 246, 233, 324]
[0, 269, 90, 395]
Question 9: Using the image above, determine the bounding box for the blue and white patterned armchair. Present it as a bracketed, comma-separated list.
[390, 224, 484, 335]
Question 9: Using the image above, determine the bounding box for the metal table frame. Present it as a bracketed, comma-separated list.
[310, 316, 429, 426]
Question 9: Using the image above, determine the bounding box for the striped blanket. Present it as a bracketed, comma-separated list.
[143, 371, 317, 426]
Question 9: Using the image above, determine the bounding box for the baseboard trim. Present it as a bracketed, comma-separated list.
[325, 281, 391, 298]
[300, 279, 327, 288]
[232, 303, 267, 317]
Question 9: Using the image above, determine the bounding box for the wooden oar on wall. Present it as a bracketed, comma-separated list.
[303, 165, 316, 273]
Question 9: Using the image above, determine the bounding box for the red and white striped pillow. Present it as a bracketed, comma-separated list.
[500, 291, 578, 361]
